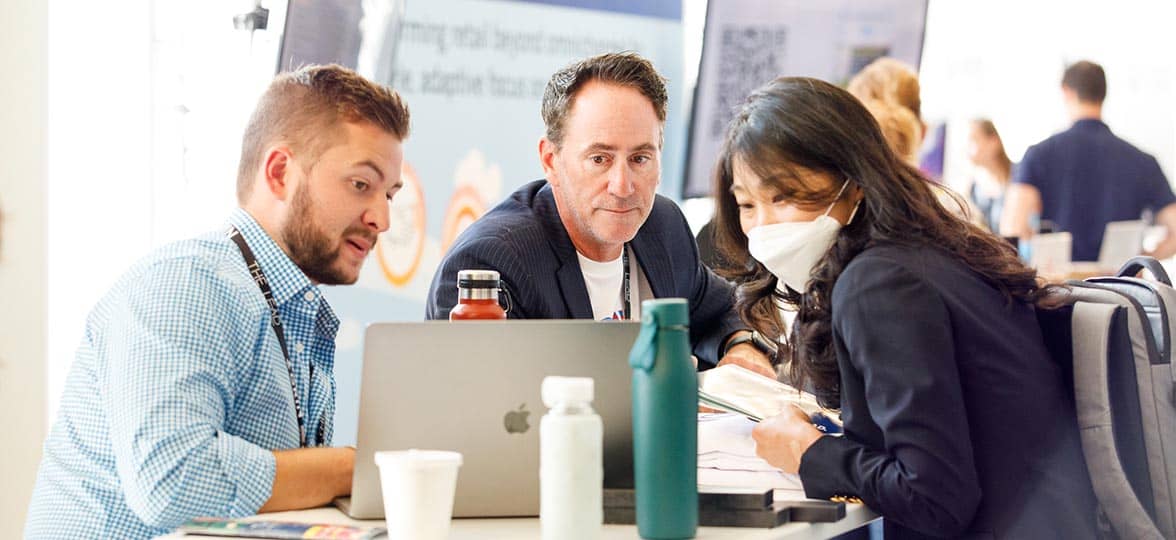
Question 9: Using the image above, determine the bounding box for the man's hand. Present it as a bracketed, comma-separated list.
[751, 405, 823, 474]
[717, 344, 775, 378]
[718, 331, 776, 379]
[259, 446, 355, 513]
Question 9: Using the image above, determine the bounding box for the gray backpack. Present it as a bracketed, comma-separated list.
[1041, 257, 1176, 539]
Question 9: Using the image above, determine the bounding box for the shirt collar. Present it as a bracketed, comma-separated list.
[1072, 118, 1109, 131]
[227, 208, 317, 308]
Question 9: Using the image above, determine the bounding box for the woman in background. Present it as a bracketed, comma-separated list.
[860, 99, 922, 166]
[711, 77, 1097, 539]
[967, 118, 1015, 233]
[850, 59, 983, 226]
[847, 57, 924, 137]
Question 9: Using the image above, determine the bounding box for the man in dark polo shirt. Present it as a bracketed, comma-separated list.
[1001, 60, 1176, 262]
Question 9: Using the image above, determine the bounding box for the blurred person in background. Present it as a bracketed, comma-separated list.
[966, 119, 1014, 234]
[861, 99, 922, 166]
[850, 62, 983, 226]
[847, 57, 925, 140]
[1001, 60, 1176, 261]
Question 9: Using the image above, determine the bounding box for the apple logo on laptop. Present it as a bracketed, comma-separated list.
[503, 403, 530, 434]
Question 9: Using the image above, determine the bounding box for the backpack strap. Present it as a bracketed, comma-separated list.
[1118, 256, 1172, 286]
[1072, 301, 1165, 539]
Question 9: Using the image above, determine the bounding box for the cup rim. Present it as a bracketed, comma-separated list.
[374, 449, 463, 468]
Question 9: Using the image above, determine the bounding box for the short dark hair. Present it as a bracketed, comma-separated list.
[236, 64, 411, 203]
[541, 52, 667, 147]
[1062, 60, 1106, 104]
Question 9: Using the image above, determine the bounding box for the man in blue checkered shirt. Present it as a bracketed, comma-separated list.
[25, 65, 410, 539]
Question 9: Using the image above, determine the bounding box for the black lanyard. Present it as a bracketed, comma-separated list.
[622, 244, 632, 320]
[229, 226, 320, 447]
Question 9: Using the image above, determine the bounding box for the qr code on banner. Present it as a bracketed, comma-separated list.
[710, 26, 788, 137]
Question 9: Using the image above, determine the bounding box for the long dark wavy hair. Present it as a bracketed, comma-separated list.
[712, 77, 1044, 408]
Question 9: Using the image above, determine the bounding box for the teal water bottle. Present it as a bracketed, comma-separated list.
[628, 298, 697, 539]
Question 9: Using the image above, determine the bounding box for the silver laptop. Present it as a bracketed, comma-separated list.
[336, 320, 640, 519]
[1098, 219, 1147, 270]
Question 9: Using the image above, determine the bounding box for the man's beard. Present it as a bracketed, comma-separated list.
[281, 182, 374, 285]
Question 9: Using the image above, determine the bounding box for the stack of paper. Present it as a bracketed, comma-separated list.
[697, 412, 803, 492]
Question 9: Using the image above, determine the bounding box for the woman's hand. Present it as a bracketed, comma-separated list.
[751, 405, 824, 474]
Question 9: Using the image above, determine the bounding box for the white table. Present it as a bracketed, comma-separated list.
[161, 415, 879, 538]
[162, 503, 877, 539]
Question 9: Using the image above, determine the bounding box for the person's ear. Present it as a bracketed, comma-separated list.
[262, 146, 295, 201]
[539, 137, 560, 186]
[846, 183, 865, 208]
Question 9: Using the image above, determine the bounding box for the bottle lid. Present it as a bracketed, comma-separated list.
[541, 376, 594, 407]
[457, 269, 500, 289]
[641, 298, 688, 326]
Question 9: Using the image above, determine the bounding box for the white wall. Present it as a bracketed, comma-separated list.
[45, 0, 283, 424]
[0, 0, 48, 535]
[45, 0, 154, 422]
[1, 3, 285, 533]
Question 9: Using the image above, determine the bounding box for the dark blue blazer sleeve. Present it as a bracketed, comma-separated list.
[798, 257, 982, 538]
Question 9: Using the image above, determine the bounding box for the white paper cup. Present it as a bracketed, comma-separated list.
[374, 449, 463, 540]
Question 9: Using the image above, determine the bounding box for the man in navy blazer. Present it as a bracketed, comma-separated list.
[426, 52, 772, 372]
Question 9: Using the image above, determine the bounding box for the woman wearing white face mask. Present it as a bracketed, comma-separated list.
[711, 77, 1098, 539]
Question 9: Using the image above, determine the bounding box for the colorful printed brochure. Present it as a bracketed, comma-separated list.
[177, 517, 384, 539]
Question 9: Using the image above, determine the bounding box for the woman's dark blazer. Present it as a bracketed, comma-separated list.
[798, 242, 1098, 539]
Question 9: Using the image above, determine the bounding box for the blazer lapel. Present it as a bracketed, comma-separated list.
[534, 185, 594, 319]
[629, 228, 673, 299]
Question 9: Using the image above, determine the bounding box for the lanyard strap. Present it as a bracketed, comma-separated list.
[228, 226, 314, 447]
[622, 244, 632, 320]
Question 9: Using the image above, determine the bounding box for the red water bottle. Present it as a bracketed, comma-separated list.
[450, 269, 507, 320]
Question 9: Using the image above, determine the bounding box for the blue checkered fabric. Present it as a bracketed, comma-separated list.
[25, 209, 339, 539]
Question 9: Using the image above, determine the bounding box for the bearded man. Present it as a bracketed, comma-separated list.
[25, 64, 409, 539]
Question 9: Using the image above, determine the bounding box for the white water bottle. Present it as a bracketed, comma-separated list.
[540, 376, 602, 540]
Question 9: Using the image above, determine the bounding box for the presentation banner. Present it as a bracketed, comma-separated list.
[302, 0, 684, 444]
[684, 0, 927, 197]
